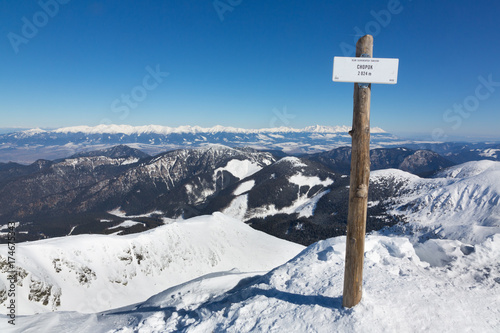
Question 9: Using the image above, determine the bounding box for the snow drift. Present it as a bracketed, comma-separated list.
[4, 234, 498, 332]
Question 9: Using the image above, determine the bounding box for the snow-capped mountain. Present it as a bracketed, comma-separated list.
[0, 144, 403, 246]
[3, 143, 497, 247]
[372, 160, 500, 244]
[0, 124, 397, 164]
[0, 145, 276, 242]
[13, 124, 388, 136]
[203, 156, 352, 245]
[0, 213, 304, 315]
[1, 161, 499, 332]
[403, 141, 500, 164]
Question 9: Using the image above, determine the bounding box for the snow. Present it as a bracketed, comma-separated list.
[233, 180, 255, 196]
[2, 161, 500, 332]
[289, 173, 333, 187]
[479, 148, 500, 158]
[107, 208, 164, 219]
[19, 128, 47, 136]
[67, 226, 77, 236]
[107, 220, 144, 229]
[244, 189, 330, 220]
[0, 213, 303, 315]
[374, 161, 500, 244]
[275, 156, 307, 168]
[223, 172, 334, 221]
[214, 159, 262, 180]
[296, 190, 330, 218]
[50, 124, 386, 135]
[222, 194, 249, 221]
[5, 234, 498, 332]
[107, 207, 127, 218]
[120, 157, 140, 165]
[436, 159, 498, 179]
[370, 168, 420, 184]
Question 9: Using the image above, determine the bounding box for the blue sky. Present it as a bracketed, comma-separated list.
[0, 0, 499, 140]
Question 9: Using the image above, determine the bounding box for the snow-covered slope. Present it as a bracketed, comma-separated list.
[2, 161, 500, 332]
[0, 213, 304, 315]
[372, 160, 500, 244]
[0, 145, 277, 241]
[5, 234, 498, 332]
[221, 156, 336, 222]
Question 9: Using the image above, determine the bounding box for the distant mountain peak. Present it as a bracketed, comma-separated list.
[30, 124, 386, 135]
[0, 124, 406, 164]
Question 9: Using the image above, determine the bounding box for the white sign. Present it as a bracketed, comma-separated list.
[332, 57, 399, 84]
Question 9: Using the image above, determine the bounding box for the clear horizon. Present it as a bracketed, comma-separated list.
[1, 123, 499, 142]
[1, 1, 499, 142]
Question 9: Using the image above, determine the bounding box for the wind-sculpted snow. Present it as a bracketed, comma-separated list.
[4, 234, 498, 332]
[0, 213, 303, 315]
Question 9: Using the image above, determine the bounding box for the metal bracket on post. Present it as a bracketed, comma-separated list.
[358, 54, 371, 89]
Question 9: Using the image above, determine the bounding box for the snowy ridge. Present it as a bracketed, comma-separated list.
[26, 124, 386, 136]
[373, 160, 500, 244]
[214, 159, 265, 180]
[0, 213, 303, 315]
[274, 156, 308, 168]
[435, 159, 498, 179]
[1, 124, 400, 164]
[5, 234, 498, 332]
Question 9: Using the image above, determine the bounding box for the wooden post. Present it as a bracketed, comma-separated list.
[342, 35, 373, 308]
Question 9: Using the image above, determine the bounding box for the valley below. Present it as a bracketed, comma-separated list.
[0, 126, 499, 332]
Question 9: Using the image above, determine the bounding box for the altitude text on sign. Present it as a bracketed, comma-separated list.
[332, 57, 399, 84]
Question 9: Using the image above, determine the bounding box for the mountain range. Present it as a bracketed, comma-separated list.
[0, 124, 499, 330]
[1, 160, 499, 331]
[1, 124, 499, 166]
[0, 124, 408, 164]
[1, 140, 499, 246]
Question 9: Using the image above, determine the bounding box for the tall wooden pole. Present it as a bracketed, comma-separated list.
[342, 35, 373, 308]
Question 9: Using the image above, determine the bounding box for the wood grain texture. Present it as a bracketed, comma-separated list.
[342, 34, 373, 308]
